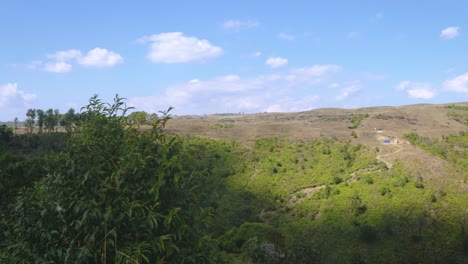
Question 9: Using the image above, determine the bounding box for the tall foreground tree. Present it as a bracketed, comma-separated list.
[13, 117, 18, 134]
[1, 95, 218, 263]
[25, 109, 36, 134]
[44, 108, 59, 132]
[36, 109, 45, 133]
[60, 108, 76, 133]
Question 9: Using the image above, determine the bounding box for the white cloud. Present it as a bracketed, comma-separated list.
[78, 48, 123, 67]
[138, 32, 223, 63]
[266, 57, 288, 68]
[440, 26, 460, 39]
[43, 62, 73, 73]
[40, 48, 123, 73]
[0, 83, 37, 108]
[395, 81, 435, 99]
[47, 49, 82, 61]
[336, 83, 361, 101]
[128, 64, 342, 114]
[407, 89, 435, 99]
[278, 32, 296, 41]
[222, 19, 259, 30]
[443, 72, 468, 93]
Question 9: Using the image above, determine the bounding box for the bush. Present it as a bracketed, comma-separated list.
[415, 181, 424, 189]
[380, 186, 391, 196]
[333, 176, 343, 184]
[1, 96, 218, 263]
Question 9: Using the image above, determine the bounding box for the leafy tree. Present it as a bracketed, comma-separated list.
[44, 108, 60, 132]
[0, 124, 13, 143]
[60, 108, 76, 133]
[13, 117, 18, 133]
[148, 113, 159, 124]
[25, 108, 36, 134]
[1, 95, 219, 263]
[127, 111, 148, 125]
[36, 109, 45, 133]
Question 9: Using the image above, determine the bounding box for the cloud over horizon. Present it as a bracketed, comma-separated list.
[443, 72, 468, 93]
[128, 64, 343, 114]
[396, 81, 436, 99]
[0, 83, 37, 108]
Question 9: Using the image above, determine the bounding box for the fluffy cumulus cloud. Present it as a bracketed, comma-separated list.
[42, 48, 123, 73]
[128, 64, 342, 114]
[0, 83, 37, 108]
[278, 32, 296, 41]
[138, 32, 223, 63]
[222, 19, 259, 30]
[266, 57, 288, 68]
[395, 81, 435, 99]
[78, 48, 123, 67]
[440, 26, 460, 39]
[407, 89, 435, 99]
[43, 62, 73, 73]
[443, 72, 468, 93]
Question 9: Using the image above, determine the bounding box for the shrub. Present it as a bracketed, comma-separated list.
[380, 186, 391, 196]
[1, 95, 218, 263]
[333, 176, 343, 184]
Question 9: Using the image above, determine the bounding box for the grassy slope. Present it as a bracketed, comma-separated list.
[194, 134, 467, 263]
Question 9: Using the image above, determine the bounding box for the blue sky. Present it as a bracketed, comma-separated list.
[1, 0, 468, 121]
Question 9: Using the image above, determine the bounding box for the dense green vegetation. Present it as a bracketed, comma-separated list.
[1, 97, 467, 263]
